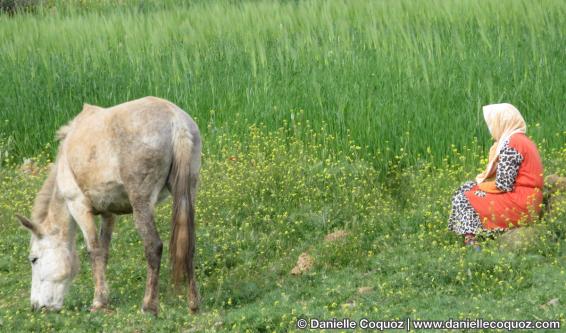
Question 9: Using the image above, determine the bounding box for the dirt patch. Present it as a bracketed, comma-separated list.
[324, 230, 350, 242]
[290, 252, 314, 275]
[357, 286, 374, 294]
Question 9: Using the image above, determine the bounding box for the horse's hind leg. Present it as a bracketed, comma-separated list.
[131, 201, 162, 315]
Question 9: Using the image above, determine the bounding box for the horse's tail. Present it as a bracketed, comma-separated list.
[168, 117, 199, 308]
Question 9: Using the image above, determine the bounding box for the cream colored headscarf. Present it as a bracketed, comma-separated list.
[475, 103, 527, 184]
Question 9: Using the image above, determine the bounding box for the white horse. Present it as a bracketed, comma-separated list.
[16, 97, 201, 315]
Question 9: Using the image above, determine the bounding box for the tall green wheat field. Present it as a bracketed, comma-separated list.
[1, 0, 565, 332]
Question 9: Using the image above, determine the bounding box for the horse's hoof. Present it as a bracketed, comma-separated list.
[90, 301, 114, 314]
[141, 305, 159, 316]
[189, 293, 199, 314]
[90, 305, 106, 313]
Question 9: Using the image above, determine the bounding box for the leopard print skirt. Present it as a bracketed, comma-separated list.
[448, 181, 486, 235]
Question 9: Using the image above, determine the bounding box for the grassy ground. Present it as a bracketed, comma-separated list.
[0, 126, 565, 332]
[1, 0, 565, 172]
[1, 0, 566, 332]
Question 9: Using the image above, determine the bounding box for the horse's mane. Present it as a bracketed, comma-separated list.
[56, 123, 72, 141]
[31, 164, 57, 223]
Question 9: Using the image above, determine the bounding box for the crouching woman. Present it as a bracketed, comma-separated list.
[448, 103, 544, 246]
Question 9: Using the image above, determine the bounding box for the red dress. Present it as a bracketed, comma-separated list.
[465, 133, 544, 230]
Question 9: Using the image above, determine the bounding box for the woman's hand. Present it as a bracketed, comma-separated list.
[478, 181, 504, 194]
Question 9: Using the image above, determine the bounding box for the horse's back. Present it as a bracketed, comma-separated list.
[58, 97, 199, 214]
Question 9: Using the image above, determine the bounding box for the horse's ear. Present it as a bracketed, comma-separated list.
[16, 214, 42, 237]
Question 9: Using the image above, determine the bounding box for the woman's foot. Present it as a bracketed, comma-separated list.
[464, 233, 481, 251]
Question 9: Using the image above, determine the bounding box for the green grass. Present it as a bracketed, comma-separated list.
[1, 0, 566, 331]
[1, 126, 565, 332]
[1, 0, 565, 173]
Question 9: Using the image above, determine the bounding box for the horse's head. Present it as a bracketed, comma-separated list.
[16, 215, 79, 311]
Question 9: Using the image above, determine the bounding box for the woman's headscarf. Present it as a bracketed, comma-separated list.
[475, 103, 527, 184]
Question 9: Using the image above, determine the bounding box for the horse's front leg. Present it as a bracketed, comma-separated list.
[97, 214, 115, 304]
[131, 202, 162, 315]
[67, 200, 110, 311]
[99, 214, 115, 270]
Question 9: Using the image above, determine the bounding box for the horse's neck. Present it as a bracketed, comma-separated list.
[46, 188, 77, 248]
[32, 165, 76, 246]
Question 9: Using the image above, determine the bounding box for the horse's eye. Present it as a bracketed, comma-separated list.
[30, 257, 38, 264]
